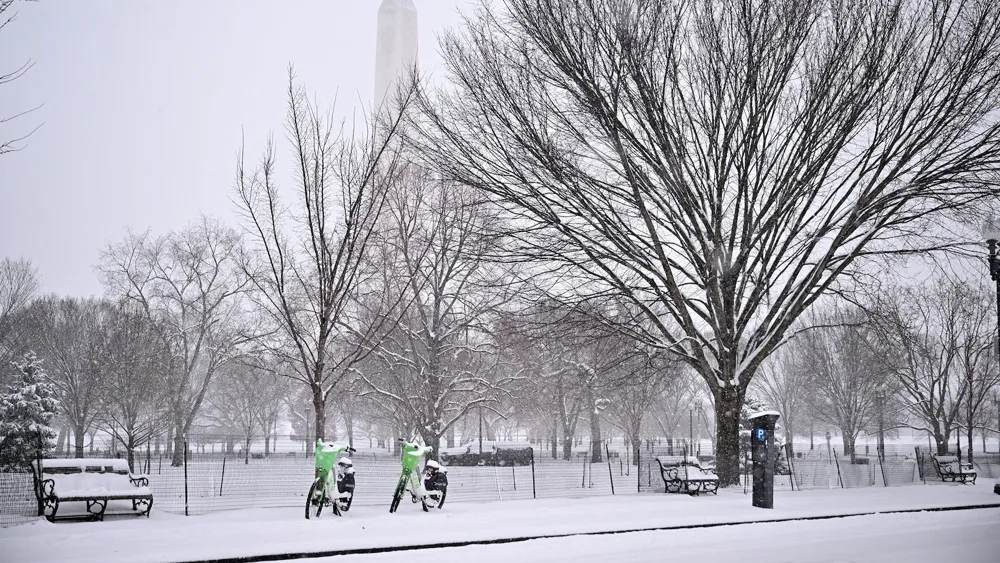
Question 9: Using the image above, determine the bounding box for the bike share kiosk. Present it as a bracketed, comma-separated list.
[748, 411, 780, 509]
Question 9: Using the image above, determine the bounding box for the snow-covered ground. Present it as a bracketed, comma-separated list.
[326, 508, 1000, 563]
[2, 480, 997, 562]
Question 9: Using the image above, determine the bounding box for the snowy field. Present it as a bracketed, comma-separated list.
[1, 480, 997, 562]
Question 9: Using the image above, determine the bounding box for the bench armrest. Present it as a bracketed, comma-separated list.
[129, 475, 149, 487]
[38, 478, 55, 498]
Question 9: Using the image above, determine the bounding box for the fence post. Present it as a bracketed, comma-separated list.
[784, 443, 797, 492]
[529, 447, 536, 499]
[511, 461, 516, 491]
[219, 455, 227, 497]
[145, 440, 151, 475]
[36, 433, 44, 517]
[605, 442, 615, 495]
[833, 449, 844, 488]
[581, 445, 587, 488]
[183, 439, 189, 516]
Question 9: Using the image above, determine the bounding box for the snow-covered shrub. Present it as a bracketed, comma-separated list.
[0, 352, 60, 471]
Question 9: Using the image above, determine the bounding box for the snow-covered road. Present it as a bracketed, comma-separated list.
[326, 509, 1000, 563]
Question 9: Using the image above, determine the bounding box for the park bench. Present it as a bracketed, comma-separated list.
[930, 455, 977, 485]
[30, 458, 153, 522]
[655, 455, 719, 495]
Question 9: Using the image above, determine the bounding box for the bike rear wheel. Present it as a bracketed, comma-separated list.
[389, 472, 408, 513]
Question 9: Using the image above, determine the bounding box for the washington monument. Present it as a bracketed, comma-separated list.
[375, 0, 418, 107]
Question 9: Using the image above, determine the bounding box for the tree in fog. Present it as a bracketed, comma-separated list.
[871, 279, 987, 455]
[99, 216, 250, 466]
[235, 67, 414, 443]
[793, 306, 892, 459]
[0, 257, 39, 366]
[357, 169, 519, 458]
[752, 348, 812, 454]
[207, 357, 288, 463]
[19, 296, 107, 457]
[415, 0, 1000, 484]
[99, 302, 169, 472]
[952, 283, 1000, 462]
[0, 0, 41, 155]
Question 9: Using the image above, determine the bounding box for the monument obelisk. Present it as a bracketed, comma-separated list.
[374, 0, 418, 108]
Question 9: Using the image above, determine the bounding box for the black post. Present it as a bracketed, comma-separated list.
[219, 455, 226, 497]
[833, 449, 844, 488]
[529, 447, 536, 499]
[605, 442, 615, 495]
[183, 439, 189, 516]
[876, 393, 885, 464]
[511, 462, 516, 491]
[988, 237, 1000, 453]
[478, 406, 483, 455]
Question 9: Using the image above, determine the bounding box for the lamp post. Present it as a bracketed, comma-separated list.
[986, 218, 1000, 456]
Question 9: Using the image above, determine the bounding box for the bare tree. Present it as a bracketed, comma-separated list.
[871, 280, 980, 455]
[356, 169, 519, 458]
[951, 282, 1000, 462]
[99, 216, 250, 466]
[414, 0, 1000, 484]
[19, 296, 107, 457]
[100, 301, 170, 472]
[793, 306, 892, 459]
[752, 347, 811, 454]
[0, 257, 40, 366]
[206, 358, 287, 463]
[0, 0, 42, 155]
[235, 66, 414, 442]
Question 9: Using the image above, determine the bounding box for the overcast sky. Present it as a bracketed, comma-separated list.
[0, 0, 475, 298]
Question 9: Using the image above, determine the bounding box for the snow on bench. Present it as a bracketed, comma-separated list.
[31, 458, 153, 521]
[654, 455, 719, 495]
[930, 455, 977, 485]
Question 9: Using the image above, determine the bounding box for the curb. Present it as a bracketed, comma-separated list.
[177, 502, 1000, 563]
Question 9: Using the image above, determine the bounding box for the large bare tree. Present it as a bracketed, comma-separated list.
[235, 67, 414, 442]
[357, 169, 519, 458]
[413, 0, 1000, 484]
[99, 216, 250, 465]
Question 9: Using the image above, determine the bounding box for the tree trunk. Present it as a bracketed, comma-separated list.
[629, 421, 641, 468]
[550, 420, 558, 460]
[587, 386, 602, 463]
[264, 435, 271, 456]
[244, 435, 251, 464]
[713, 386, 744, 487]
[562, 425, 574, 461]
[312, 385, 326, 442]
[967, 424, 974, 463]
[73, 424, 85, 458]
[126, 438, 135, 473]
[345, 411, 354, 448]
[171, 426, 186, 467]
[446, 424, 455, 448]
[56, 426, 66, 455]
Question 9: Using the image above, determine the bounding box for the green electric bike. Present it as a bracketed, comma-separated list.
[306, 440, 356, 519]
[389, 438, 448, 513]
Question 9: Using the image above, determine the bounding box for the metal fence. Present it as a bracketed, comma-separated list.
[4, 436, 997, 528]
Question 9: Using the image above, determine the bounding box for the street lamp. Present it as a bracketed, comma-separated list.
[986, 217, 1000, 456]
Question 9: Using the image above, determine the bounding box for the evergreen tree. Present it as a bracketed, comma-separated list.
[0, 352, 60, 470]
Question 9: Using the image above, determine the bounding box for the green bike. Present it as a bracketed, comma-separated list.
[306, 440, 356, 519]
[389, 438, 448, 513]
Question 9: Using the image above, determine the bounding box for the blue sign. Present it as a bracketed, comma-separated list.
[755, 428, 766, 442]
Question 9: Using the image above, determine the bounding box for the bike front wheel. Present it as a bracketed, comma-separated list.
[389, 473, 408, 513]
[305, 478, 325, 520]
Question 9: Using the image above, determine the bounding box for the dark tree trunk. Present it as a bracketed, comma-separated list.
[629, 420, 642, 467]
[312, 386, 326, 442]
[446, 424, 455, 448]
[587, 385, 602, 463]
[713, 386, 744, 487]
[171, 426, 186, 467]
[345, 411, 354, 448]
[73, 424, 86, 458]
[551, 419, 558, 460]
